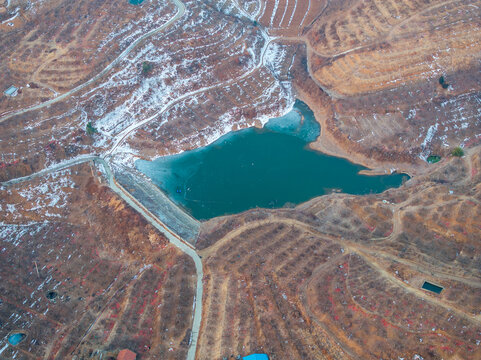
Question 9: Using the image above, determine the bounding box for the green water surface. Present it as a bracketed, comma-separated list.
[422, 281, 443, 294]
[136, 101, 406, 220]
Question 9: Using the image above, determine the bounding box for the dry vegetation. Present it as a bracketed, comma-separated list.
[195, 147, 481, 359]
[298, 0, 481, 171]
[0, 0, 300, 179]
[127, 42, 304, 158]
[1, 1, 481, 357]
[0, 0, 174, 114]
[1, 0, 480, 180]
[0, 163, 195, 359]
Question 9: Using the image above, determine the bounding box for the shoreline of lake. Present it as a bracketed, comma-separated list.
[136, 100, 408, 220]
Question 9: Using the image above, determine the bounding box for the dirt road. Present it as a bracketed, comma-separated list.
[0, 0, 186, 124]
[1, 155, 203, 360]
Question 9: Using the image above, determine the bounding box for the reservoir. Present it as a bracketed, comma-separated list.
[422, 281, 443, 294]
[136, 101, 406, 220]
[8, 332, 26, 346]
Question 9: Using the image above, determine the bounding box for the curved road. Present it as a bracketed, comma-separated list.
[1, 156, 203, 360]
[107, 0, 280, 156]
[107, 31, 278, 156]
[0, 3, 295, 359]
[0, 0, 186, 124]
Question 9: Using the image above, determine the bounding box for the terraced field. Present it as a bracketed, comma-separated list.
[0, 0, 175, 114]
[298, 0, 481, 171]
[308, 0, 481, 94]
[0, 1, 480, 359]
[0, 163, 196, 359]
[234, 0, 328, 36]
[127, 56, 297, 157]
[1, 0, 480, 181]
[195, 147, 481, 359]
[0, 0, 305, 179]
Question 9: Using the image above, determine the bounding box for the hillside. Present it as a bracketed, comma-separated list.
[196, 146, 481, 359]
[0, 0, 480, 359]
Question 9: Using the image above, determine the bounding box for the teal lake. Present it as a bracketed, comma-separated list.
[422, 281, 443, 294]
[8, 332, 26, 345]
[136, 101, 407, 220]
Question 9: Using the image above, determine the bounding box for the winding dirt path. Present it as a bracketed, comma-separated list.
[201, 216, 481, 326]
[107, 32, 280, 157]
[0, 0, 186, 124]
[1, 155, 203, 360]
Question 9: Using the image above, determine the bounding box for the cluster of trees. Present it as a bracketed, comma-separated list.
[86, 122, 97, 135]
[142, 61, 153, 75]
[452, 146, 464, 157]
[439, 75, 450, 89]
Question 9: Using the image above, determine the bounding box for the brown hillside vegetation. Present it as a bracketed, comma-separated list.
[237, 0, 481, 172]
[300, 0, 481, 171]
[195, 146, 481, 359]
[0, 1, 480, 359]
[0, 0, 174, 114]
[1, 0, 480, 180]
[0, 163, 196, 359]
[0, 0, 303, 181]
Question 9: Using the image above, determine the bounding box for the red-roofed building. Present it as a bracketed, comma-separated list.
[117, 349, 137, 360]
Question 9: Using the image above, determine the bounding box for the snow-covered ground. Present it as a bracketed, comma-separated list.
[55, 0, 297, 164]
[1, 168, 76, 221]
[77, 2, 262, 149]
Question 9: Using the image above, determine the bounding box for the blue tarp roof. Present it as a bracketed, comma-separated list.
[4, 86, 17, 96]
[243, 355, 269, 360]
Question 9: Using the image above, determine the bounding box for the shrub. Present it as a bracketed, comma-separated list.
[451, 147, 464, 157]
[86, 122, 98, 135]
[439, 75, 449, 89]
[142, 61, 153, 75]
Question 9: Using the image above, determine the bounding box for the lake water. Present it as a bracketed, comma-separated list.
[422, 281, 443, 294]
[8, 333, 26, 346]
[129, 0, 144, 5]
[136, 101, 406, 220]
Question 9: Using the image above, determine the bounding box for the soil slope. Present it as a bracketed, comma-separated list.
[0, 163, 196, 359]
[196, 146, 481, 360]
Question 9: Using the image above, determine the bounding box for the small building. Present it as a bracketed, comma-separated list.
[4, 85, 18, 97]
[117, 349, 137, 360]
[243, 354, 269, 360]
